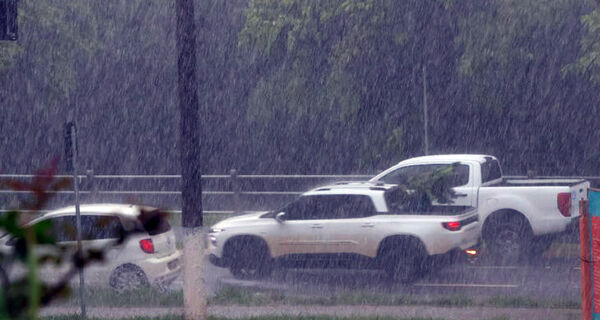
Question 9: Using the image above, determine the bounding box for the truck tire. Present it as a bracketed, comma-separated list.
[483, 211, 532, 264]
[225, 237, 273, 280]
[379, 238, 426, 284]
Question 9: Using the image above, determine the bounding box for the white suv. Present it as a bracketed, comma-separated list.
[1, 204, 181, 291]
[208, 182, 480, 283]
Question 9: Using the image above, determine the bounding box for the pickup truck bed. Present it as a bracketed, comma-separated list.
[493, 178, 587, 187]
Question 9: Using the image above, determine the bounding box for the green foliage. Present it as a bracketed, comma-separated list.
[569, 7, 600, 84]
[384, 163, 459, 213]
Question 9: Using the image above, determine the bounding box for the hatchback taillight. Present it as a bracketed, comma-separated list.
[557, 192, 571, 217]
[140, 238, 155, 254]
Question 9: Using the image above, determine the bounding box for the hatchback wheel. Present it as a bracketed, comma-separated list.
[109, 264, 149, 292]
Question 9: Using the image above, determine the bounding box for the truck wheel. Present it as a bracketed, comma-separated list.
[382, 247, 425, 284]
[226, 237, 273, 280]
[484, 212, 532, 264]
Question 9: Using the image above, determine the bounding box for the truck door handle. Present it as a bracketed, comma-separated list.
[361, 223, 375, 228]
[311, 224, 323, 229]
[455, 193, 468, 197]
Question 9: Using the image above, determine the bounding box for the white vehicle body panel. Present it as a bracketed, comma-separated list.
[208, 185, 480, 261]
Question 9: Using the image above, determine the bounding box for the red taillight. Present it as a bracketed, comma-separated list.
[139, 238, 155, 254]
[557, 192, 572, 217]
[442, 221, 461, 231]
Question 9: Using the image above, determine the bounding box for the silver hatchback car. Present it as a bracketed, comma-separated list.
[0, 204, 181, 291]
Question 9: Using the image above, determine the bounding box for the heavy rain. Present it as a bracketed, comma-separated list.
[0, 0, 599, 320]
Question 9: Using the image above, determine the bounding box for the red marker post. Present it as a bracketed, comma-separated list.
[582, 189, 600, 320]
[581, 198, 592, 320]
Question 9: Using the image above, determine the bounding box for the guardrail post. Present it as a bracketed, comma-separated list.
[86, 169, 96, 201]
[230, 169, 240, 214]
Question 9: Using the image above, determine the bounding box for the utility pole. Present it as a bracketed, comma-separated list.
[422, 65, 429, 155]
[64, 122, 86, 319]
[0, 0, 18, 41]
[176, 0, 206, 319]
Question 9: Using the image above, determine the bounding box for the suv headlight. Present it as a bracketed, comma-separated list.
[209, 228, 225, 233]
[209, 228, 224, 246]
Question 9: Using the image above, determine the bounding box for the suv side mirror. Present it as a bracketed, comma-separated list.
[275, 212, 286, 223]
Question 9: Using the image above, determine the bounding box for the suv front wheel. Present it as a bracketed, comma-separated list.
[225, 237, 273, 280]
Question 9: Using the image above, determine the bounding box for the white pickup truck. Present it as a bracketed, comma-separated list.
[371, 154, 589, 263]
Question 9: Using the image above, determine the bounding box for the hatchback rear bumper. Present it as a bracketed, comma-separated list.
[138, 249, 182, 288]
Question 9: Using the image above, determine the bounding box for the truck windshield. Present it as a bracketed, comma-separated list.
[481, 158, 502, 183]
[379, 163, 469, 187]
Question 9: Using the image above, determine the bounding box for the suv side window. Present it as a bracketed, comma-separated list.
[380, 164, 470, 187]
[328, 195, 377, 219]
[284, 195, 377, 220]
[284, 196, 322, 220]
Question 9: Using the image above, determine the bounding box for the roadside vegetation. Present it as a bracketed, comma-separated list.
[209, 286, 580, 310]
[42, 316, 450, 320]
[49, 285, 580, 310]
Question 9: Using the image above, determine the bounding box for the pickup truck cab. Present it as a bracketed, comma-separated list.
[371, 154, 589, 263]
[208, 182, 480, 283]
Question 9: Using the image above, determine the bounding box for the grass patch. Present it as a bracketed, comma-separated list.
[210, 286, 474, 307]
[52, 287, 183, 307]
[47, 286, 581, 310]
[543, 242, 579, 260]
[210, 286, 580, 310]
[43, 317, 445, 320]
[487, 296, 580, 309]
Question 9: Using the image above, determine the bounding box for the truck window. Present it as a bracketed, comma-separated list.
[481, 158, 502, 183]
[380, 164, 469, 187]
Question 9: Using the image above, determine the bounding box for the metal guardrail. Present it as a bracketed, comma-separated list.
[0, 170, 600, 214]
[0, 171, 373, 215]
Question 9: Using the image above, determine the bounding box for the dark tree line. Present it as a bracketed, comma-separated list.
[0, 0, 599, 176]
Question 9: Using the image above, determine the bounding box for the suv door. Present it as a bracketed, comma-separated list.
[377, 163, 475, 206]
[316, 195, 380, 257]
[268, 196, 330, 257]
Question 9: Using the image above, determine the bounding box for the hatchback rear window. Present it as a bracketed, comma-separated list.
[146, 218, 171, 236]
[134, 211, 172, 236]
